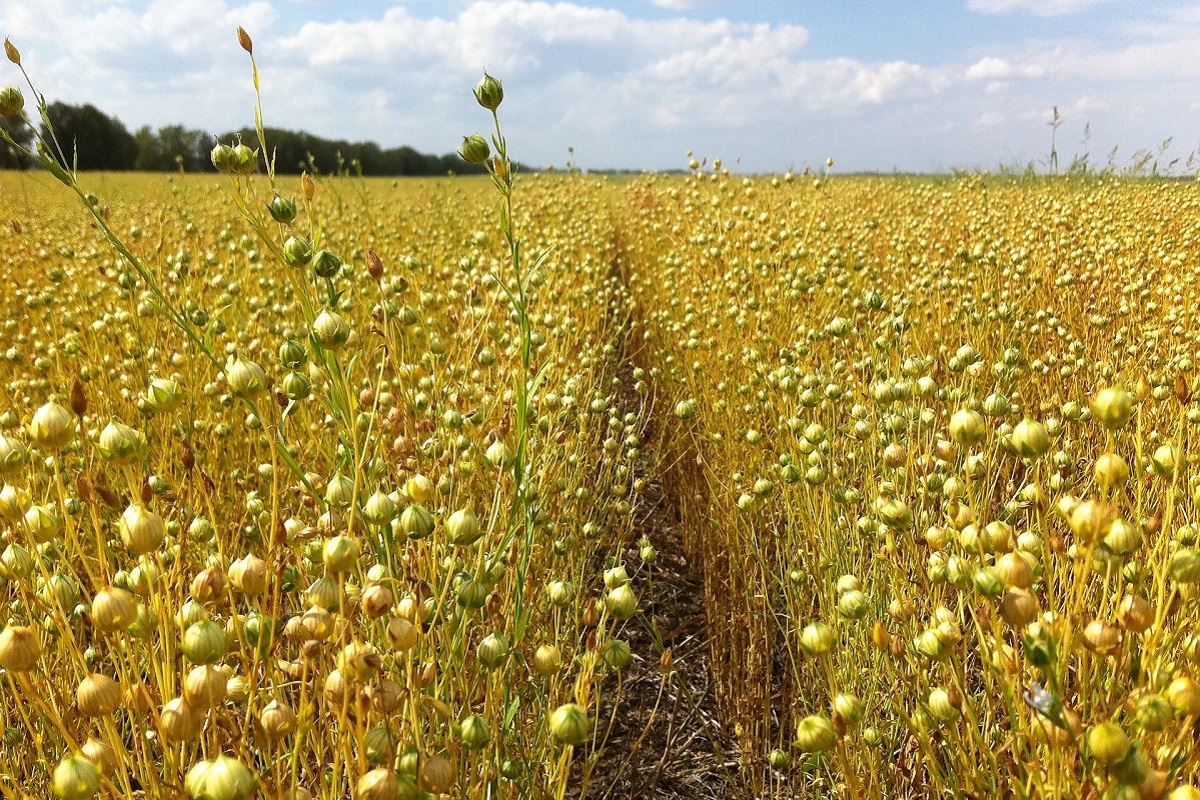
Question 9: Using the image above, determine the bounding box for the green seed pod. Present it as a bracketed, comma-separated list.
[322, 535, 360, 573]
[282, 371, 311, 401]
[604, 566, 630, 589]
[363, 724, 398, 765]
[973, 567, 1004, 598]
[23, 504, 61, 543]
[211, 143, 236, 173]
[225, 358, 267, 398]
[313, 309, 351, 349]
[282, 235, 313, 266]
[928, 688, 961, 724]
[1094, 453, 1129, 490]
[362, 491, 397, 526]
[753, 477, 775, 497]
[601, 639, 632, 669]
[189, 517, 216, 543]
[53, 755, 101, 800]
[184, 754, 257, 800]
[0, 483, 29, 522]
[146, 377, 182, 413]
[182, 620, 228, 665]
[768, 748, 790, 769]
[485, 439, 513, 468]
[453, 575, 487, 606]
[547, 580, 574, 607]
[445, 508, 482, 546]
[1133, 694, 1171, 732]
[836, 589, 869, 620]
[474, 73, 504, 111]
[673, 398, 697, 420]
[1150, 443, 1181, 479]
[279, 339, 308, 369]
[1112, 747, 1150, 787]
[548, 703, 590, 746]
[1011, 418, 1050, 458]
[400, 505, 435, 540]
[799, 621, 836, 656]
[949, 408, 986, 445]
[0, 542, 33, 579]
[833, 693, 864, 726]
[98, 420, 147, 464]
[0, 86, 23, 116]
[793, 715, 837, 753]
[311, 249, 342, 279]
[605, 584, 638, 619]
[1103, 517, 1142, 556]
[29, 401, 73, 450]
[1168, 548, 1200, 583]
[39, 573, 80, 609]
[231, 143, 258, 175]
[914, 629, 951, 661]
[458, 134, 490, 165]
[878, 498, 912, 531]
[268, 194, 297, 225]
[476, 632, 509, 669]
[324, 473, 354, 508]
[0, 434, 27, 473]
[459, 714, 491, 750]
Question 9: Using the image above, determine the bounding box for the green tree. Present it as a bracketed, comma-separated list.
[134, 124, 212, 171]
[41, 102, 137, 170]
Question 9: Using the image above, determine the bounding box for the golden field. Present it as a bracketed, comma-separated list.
[0, 60, 1199, 798]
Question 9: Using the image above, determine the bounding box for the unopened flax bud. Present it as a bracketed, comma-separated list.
[0, 86, 23, 117]
[459, 134, 490, 165]
[474, 72, 503, 111]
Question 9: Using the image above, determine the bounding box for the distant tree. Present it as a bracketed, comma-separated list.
[134, 124, 212, 171]
[218, 126, 487, 177]
[0, 114, 33, 169]
[41, 102, 137, 170]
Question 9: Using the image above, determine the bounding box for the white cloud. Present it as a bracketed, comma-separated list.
[270, 0, 946, 161]
[967, 0, 1117, 16]
[965, 56, 1045, 81]
[652, 0, 729, 8]
[2, 0, 1196, 173]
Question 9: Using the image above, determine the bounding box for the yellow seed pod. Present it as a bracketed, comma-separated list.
[1094, 453, 1130, 490]
[259, 699, 298, 740]
[183, 665, 228, 709]
[76, 674, 122, 717]
[532, 644, 563, 677]
[0, 625, 40, 671]
[994, 552, 1034, 590]
[1068, 499, 1113, 546]
[1087, 721, 1130, 765]
[1165, 676, 1200, 716]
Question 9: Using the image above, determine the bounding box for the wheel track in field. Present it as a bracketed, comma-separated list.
[581, 242, 743, 800]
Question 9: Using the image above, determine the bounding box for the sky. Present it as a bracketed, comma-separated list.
[2, 0, 1199, 173]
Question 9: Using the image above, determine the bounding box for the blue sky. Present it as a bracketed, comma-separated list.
[3, 0, 1199, 173]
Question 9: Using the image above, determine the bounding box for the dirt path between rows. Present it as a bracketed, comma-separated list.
[580, 249, 742, 799]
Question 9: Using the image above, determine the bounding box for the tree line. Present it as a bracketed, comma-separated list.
[0, 101, 486, 176]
